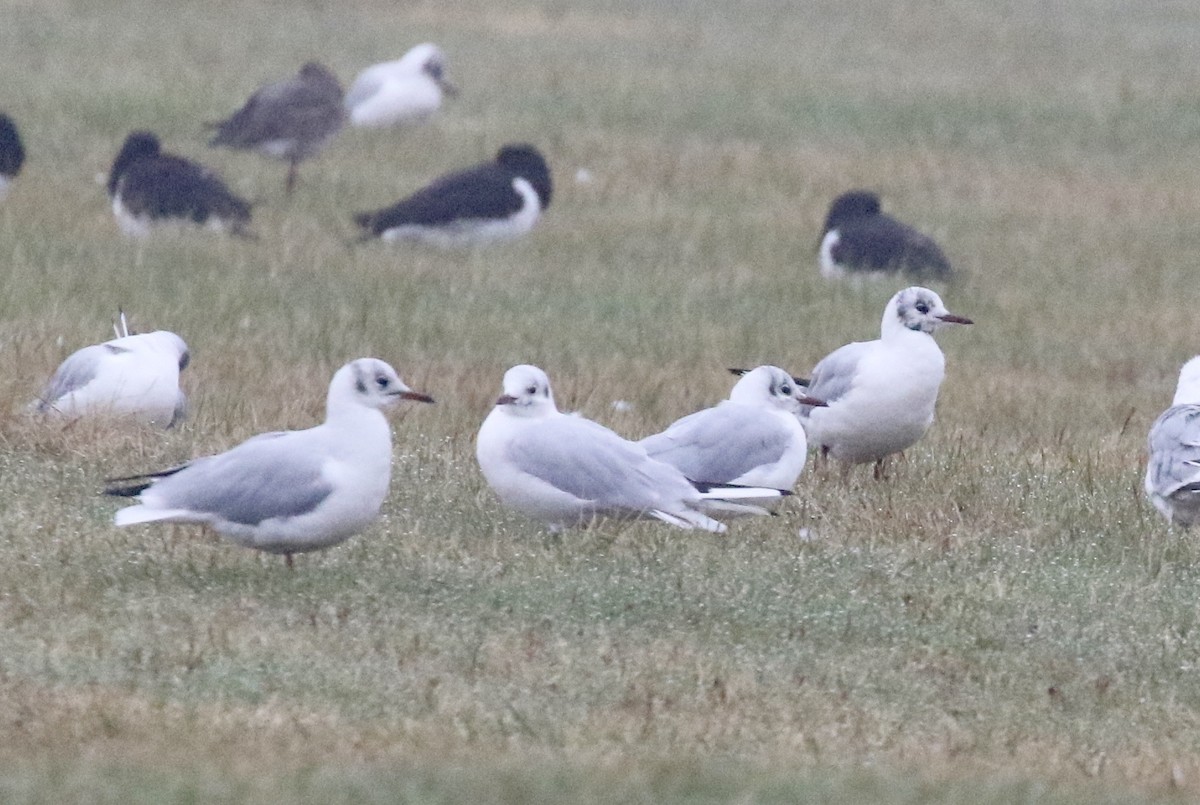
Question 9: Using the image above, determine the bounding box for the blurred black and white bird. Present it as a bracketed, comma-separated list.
[354, 144, 552, 247]
[106, 131, 252, 237]
[818, 190, 953, 281]
[345, 43, 455, 128]
[0, 112, 26, 201]
[209, 62, 345, 194]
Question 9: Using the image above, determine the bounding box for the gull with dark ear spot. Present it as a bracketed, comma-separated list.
[818, 190, 953, 281]
[106, 131, 253, 238]
[800, 286, 972, 479]
[32, 314, 190, 427]
[104, 358, 434, 568]
[0, 112, 25, 201]
[641, 366, 827, 490]
[346, 43, 456, 128]
[1146, 357, 1200, 527]
[209, 62, 346, 195]
[354, 144, 552, 247]
[476, 364, 790, 533]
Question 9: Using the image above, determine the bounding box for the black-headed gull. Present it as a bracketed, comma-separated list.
[640, 366, 826, 489]
[346, 43, 455, 128]
[105, 358, 434, 566]
[32, 315, 190, 427]
[0, 112, 24, 201]
[1145, 356, 1200, 527]
[819, 190, 953, 281]
[476, 365, 788, 532]
[106, 131, 252, 238]
[800, 286, 972, 477]
[354, 144, 552, 247]
[208, 62, 345, 194]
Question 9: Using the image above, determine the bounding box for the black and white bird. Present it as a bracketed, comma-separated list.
[0, 112, 25, 201]
[32, 313, 190, 427]
[209, 62, 346, 194]
[345, 43, 456, 128]
[476, 365, 788, 533]
[818, 190, 953, 281]
[354, 144, 552, 247]
[1145, 356, 1200, 527]
[105, 359, 434, 567]
[106, 131, 252, 237]
[800, 287, 972, 478]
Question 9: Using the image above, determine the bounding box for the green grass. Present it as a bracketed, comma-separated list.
[2, 0, 1200, 801]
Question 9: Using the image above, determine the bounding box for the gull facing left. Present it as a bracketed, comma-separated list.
[105, 359, 434, 566]
[1145, 356, 1200, 527]
[640, 365, 827, 489]
[476, 364, 788, 533]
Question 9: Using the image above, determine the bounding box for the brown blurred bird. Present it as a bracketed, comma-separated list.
[209, 62, 345, 194]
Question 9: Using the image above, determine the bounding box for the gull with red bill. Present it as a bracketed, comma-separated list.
[640, 365, 827, 490]
[476, 364, 790, 533]
[799, 286, 973, 478]
[104, 358, 433, 566]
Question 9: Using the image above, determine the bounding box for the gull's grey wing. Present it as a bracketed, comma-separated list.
[345, 65, 389, 108]
[148, 432, 334, 525]
[640, 404, 789, 483]
[801, 340, 873, 415]
[36, 343, 125, 410]
[509, 416, 682, 511]
[1147, 404, 1200, 501]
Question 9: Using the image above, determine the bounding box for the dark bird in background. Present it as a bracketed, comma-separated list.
[208, 62, 345, 195]
[354, 144, 552, 247]
[818, 190, 953, 281]
[0, 112, 26, 200]
[107, 131, 252, 237]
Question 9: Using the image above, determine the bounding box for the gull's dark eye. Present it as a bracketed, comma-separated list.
[375, 375, 390, 389]
[780, 385, 791, 396]
[526, 385, 538, 395]
[915, 301, 930, 314]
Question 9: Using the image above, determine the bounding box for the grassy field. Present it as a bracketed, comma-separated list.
[3, 0, 1200, 801]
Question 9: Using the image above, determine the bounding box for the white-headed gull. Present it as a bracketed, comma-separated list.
[105, 358, 434, 566]
[346, 43, 455, 128]
[107, 131, 252, 238]
[1145, 356, 1200, 527]
[640, 366, 827, 489]
[354, 144, 551, 247]
[819, 190, 953, 281]
[0, 112, 24, 201]
[476, 365, 789, 532]
[800, 286, 972, 477]
[32, 314, 190, 427]
[209, 62, 345, 195]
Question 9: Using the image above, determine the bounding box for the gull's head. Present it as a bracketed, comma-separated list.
[107, 131, 162, 195]
[495, 364, 556, 417]
[331, 358, 435, 412]
[1172, 356, 1200, 406]
[730, 365, 826, 413]
[135, 331, 190, 372]
[407, 43, 455, 96]
[885, 286, 973, 336]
